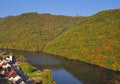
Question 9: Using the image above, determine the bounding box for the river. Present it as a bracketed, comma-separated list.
[1, 49, 120, 84]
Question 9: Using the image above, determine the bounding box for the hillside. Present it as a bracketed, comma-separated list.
[44, 9, 120, 71]
[0, 12, 86, 51]
[0, 9, 120, 71]
[0, 16, 14, 25]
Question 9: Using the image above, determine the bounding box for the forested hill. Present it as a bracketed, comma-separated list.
[0, 16, 14, 25]
[44, 9, 120, 71]
[0, 9, 120, 71]
[0, 12, 86, 51]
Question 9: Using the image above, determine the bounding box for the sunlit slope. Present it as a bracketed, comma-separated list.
[0, 12, 85, 51]
[44, 9, 120, 71]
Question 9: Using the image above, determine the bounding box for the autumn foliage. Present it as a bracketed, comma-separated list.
[0, 9, 120, 71]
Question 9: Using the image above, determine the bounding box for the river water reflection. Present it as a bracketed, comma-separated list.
[1, 49, 120, 84]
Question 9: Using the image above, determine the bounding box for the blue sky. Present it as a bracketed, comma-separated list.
[0, 0, 120, 18]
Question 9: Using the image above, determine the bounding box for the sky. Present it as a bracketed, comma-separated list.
[0, 0, 120, 18]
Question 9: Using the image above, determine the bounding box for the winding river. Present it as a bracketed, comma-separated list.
[1, 49, 120, 84]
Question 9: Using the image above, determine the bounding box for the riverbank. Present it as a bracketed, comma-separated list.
[1, 48, 120, 71]
[44, 51, 120, 72]
[3, 54, 56, 84]
[1, 50, 120, 84]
